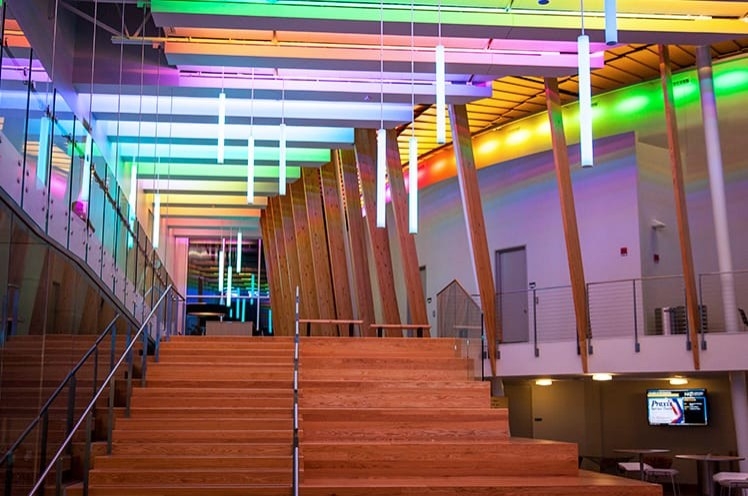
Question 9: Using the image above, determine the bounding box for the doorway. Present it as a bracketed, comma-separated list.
[495, 246, 529, 343]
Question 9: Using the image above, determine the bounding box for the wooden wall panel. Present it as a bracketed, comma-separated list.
[320, 160, 355, 335]
[336, 149, 376, 335]
[353, 128, 401, 333]
[658, 45, 701, 369]
[384, 129, 429, 335]
[302, 168, 337, 336]
[290, 180, 322, 331]
[543, 78, 590, 374]
[267, 198, 290, 335]
[280, 194, 304, 335]
[448, 105, 498, 377]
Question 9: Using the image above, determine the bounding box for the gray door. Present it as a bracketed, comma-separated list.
[496, 247, 528, 343]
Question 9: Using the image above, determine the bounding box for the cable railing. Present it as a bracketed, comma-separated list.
[19, 285, 181, 496]
[438, 270, 748, 360]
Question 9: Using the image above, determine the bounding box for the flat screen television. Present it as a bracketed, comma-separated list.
[647, 388, 708, 426]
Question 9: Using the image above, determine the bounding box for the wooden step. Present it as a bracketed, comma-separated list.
[114, 417, 292, 431]
[111, 428, 291, 443]
[87, 468, 291, 485]
[301, 367, 469, 381]
[144, 378, 293, 389]
[64, 482, 291, 496]
[300, 384, 490, 409]
[108, 442, 292, 457]
[94, 454, 292, 471]
[115, 406, 292, 419]
[128, 396, 292, 408]
[300, 337, 460, 356]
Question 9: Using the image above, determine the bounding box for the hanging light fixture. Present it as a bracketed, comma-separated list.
[37, 113, 51, 183]
[578, 0, 594, 167]
[408, 0, 418, 234]
[236, 231, 242, 273]
[152, 50, 162, 249]
[376, 0, 387, 228]
[435, 2, 446, 144]
[217, 90, 226, 164]
[604, 0, 618, 46]
[152, 194, 160, 249]
[218, 237, 226, 295]
[227, 262, 234, 307]
[278, 78, 287, 195]
[248, 68, 255, 203]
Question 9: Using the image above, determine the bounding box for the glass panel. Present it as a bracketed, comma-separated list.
[47, 103, 75, 246]
[86, 144, 106, 277]
[67, 132, 89, 261]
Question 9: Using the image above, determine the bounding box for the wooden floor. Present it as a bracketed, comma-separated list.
[54, 336, 661, 496]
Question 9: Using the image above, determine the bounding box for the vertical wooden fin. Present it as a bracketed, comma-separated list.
[320, 160, 356, 336]
[259, 210, 279, 336]
[385, 129, 430, 335]
[280, 193, 303, 336]
[543, 77, 590, 374]
[354, 128, 401, 332]
[448, 104, 498, 377]
[658, 45, 701, 369]
[302, 167, 337, 336]
[268, 197, 291, 335]
[290, 180, 322, 332]
[336, 149, 376, 335]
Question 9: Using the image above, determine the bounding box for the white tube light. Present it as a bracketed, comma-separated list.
[279, 123, 287, 195]
[577, 34, 594, 167]
[408, 136, 418, 234]
[435, 44, 446, 144]
[152, 193, 160, 249]
[236, 231, 242, 273]
[79, 134, 93, 202]
[227, 265, 233, 307]
[605, 0, 618, 46]
[37, 116, 51, 183]
[376, 128, 387, 228]
[218, 238, 225, 293]
[217, 91, 226, 164]
[127, 164, 137, 249]
[247, 135, 255, 203]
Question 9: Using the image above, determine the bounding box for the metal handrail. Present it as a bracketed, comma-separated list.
[292, 286, 300, 496]
[27, 285, 176, 496]
[0, 315, 120, 471]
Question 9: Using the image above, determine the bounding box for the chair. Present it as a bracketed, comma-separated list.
[714, 472, 748, 496]
[618, 462, 680, 495]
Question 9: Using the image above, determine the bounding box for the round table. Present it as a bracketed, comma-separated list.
[614, 448, 671, 480]
[675, 454, 745, 496]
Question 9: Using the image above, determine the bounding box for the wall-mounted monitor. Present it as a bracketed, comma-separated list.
[646, 388, 708, 426]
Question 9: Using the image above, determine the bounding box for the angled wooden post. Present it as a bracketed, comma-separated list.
[385, 129, 430, 336]
[659, 45, 701, 369]
[320, 160, 356, 336]
[269, 196, 294, 335]
[336, 149, 376, 335]
[302, 167, 337, 336]
[448, 104, 498, 377]
[259, 210, 280, 335]
[354, 128, 402, 333]
[290, 180, 323, 332]
[279, 193, 304, 336]
[543, 77, 590, 374]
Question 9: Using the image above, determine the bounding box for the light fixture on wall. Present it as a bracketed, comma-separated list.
[604, 0, 618, 45]
[669, 376, 689, 386]
[536, 378, 553, 386]
[376, 0, 387, 228]
[435, 1, 446, 144]
[278, 77, 287, 195]
[578, 0, 594, 167]
[592, 373, 613, 381]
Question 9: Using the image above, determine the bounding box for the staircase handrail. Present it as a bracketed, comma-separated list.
[0, 314, 120, 472]
[26, 285, 177, 496]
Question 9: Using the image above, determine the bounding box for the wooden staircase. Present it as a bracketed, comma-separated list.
[62, 336, 660, 496]
[65, 336, 295, 495]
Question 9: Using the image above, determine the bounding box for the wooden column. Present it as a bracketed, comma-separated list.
[259, 211, 280, 336]
[543, 78, 590, 374]
[336, 149, 376, 335]
[280, 194, 304, 335]
[302, 168, 337, 336]
[659, 45, 701, 369]
[267, 198, 291, 335]
[290, 180, 322, 332]
[385, 129, 430, 336]
[354, 128, 401, 332]
[320, 160, 356, 335]
[448, 104, 498, 377]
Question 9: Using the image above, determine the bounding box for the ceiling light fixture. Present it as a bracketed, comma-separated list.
[236, 231, 242, 273]
[604, 0, 618, 45]
[536, 378, 553, 386]
[218, 237, 226, 297]
[592, 373, 613, 381]
[669, 377, 689, 386]
[278, 77, 287, 195]
[376, 0, 387, 228]
[409, 0, 418, 234]
[435, 1, 446, 144]
[578, 0, 594, 167]
[248, 68, 255, 203]
[217, 90, 226, 164]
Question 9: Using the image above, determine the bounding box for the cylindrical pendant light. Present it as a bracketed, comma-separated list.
[435, 44, 446, 144]
[409, 137, 418, 233]
[604, 0, 618, 46]
[376, 128, 387, 228]
[578, 34, 593, 167]
[236, 231, 242, 273]
[217, 91, 226, 164]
